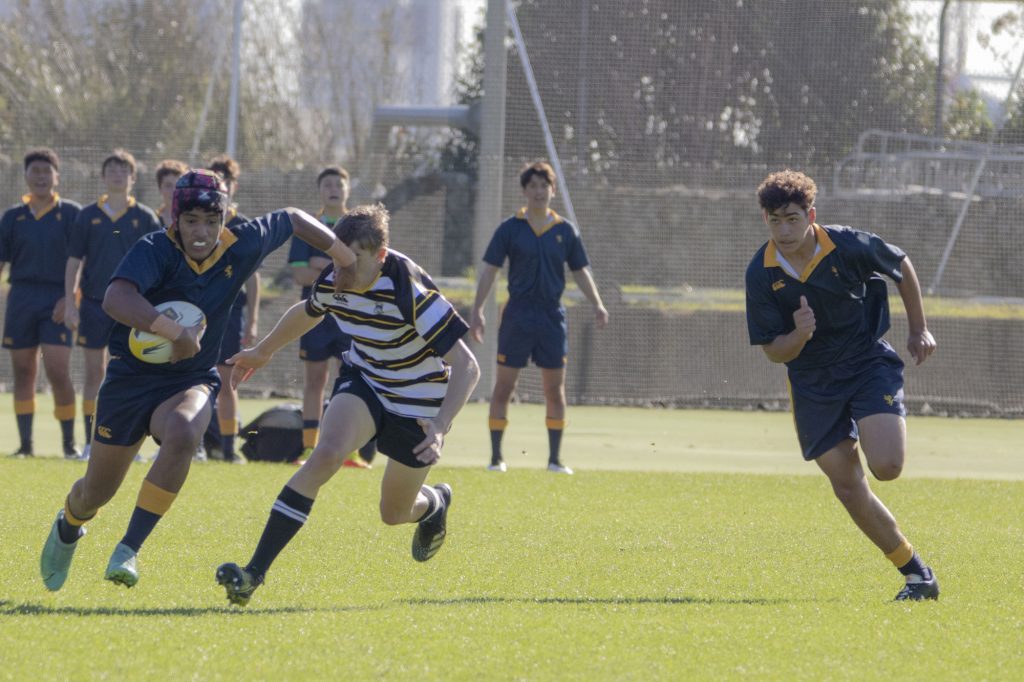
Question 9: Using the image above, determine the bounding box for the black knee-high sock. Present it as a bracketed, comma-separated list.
[246, 486, 314, 579]
[120, 480, 177, 552]
[15, 399, 34, 451]
[488, 418, 507, 465]
[546, 418, 565, 465]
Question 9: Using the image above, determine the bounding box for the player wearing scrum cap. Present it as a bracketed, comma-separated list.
[40, 169, 358, 592]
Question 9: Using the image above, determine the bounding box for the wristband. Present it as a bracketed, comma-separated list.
[150, 314, 185, 341]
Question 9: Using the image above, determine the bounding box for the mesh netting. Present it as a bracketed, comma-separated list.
[1, 0, 1023, 417]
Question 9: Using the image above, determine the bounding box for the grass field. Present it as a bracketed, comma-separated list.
[1, 396, 1022, 680]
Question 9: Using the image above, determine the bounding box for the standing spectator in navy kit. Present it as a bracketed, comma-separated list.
[65, 149, 161, 458]
[1, 148, 81, 458]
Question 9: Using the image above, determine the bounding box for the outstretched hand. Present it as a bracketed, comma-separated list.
[226, 346, 273, 389]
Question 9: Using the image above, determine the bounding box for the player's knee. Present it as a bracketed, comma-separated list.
[157, 415, 201, 455]
[868, 459, 903, 481]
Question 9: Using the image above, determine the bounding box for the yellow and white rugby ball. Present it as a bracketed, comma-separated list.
[129, 300, 206, 364]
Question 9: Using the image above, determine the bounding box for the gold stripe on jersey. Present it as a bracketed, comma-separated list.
[331, 307, 405, 329]
[310, 250, 465, 418]
[352, 328, 419, 349]
[421, 309, 460, 345]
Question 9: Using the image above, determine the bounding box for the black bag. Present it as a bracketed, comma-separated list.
[240, 403, 304, 463]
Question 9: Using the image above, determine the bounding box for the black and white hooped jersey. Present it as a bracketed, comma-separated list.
[305, 250, 469, 418]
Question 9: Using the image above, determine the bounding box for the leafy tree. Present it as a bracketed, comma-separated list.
[945, 89, 995, 141]
[506, 0, 936, 180]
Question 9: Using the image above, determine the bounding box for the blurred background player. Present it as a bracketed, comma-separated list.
[469, 161, 608, 474]
[205, 154, 259, 463]
[287, 165, 375, 468]
[154, 159, 188, 228]
[0, 148, 81, 458]
[745, 169, 939, 601]
[65, 149, 161, 459]
[39, 169, 356, 592]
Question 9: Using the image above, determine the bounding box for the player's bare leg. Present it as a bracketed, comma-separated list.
[816, 440, 904, 551]
[80, 347, 106, 456]
[218, 393, 375, 605]
[215, 363, 241, 461]
[382, 458, 450, 562]
[300, 359, 330, 455]
[41, 343, 77, 457]
[103, 386, 213, 588]
[540, 366, 571, 473]
[487, 364, 520, 471]
[290, 393, 376, 497]
[857, 413, 906, 481]
[380, 458, 433, 525]
[146, 386, 214, 492]
[40, 343, 75, 408]
[41, 437, 144, 591]
[816, 435, 937, 600]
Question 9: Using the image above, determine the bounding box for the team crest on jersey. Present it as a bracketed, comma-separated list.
[16, 215, 25, 221]
[224, 265, 233, 279]
[556, 235, 562, 243]
[832, 266, 839, 277]
[772, 280, 786, 291]
[373, 303, 385, 315]
[132, 219, 139, 228]
[883, 394, 895, 406]
[91, 218, 102, 225]
[333, 293, 349, 302]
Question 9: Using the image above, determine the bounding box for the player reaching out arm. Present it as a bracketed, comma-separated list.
[39, 169, 354, 593]
[216, 204, 479, 607]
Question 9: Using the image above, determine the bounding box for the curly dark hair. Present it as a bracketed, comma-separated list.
[756, 169, 817, 212]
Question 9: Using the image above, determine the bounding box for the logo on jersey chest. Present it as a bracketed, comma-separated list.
[333, 293, 349, 302]
[772, 280, 786, 291]
[224, 265, 233, 279]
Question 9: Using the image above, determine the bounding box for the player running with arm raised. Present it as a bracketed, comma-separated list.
[40, 169, 356, 592]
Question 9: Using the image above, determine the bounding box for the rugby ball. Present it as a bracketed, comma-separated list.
[128, 301, 206, 364]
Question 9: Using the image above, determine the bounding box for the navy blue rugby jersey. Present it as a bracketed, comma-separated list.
[225, 207, 251, 308]
[0, 194, 81, 285]
[69, 196, 161, 300]
[107, 210, 294, 375]
[482, 208, 590, 306]
[305, 250, 469, 418]
[745, 224, 906, 371]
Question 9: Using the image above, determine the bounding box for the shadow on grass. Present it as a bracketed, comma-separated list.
[0, 600, 328, 617]
[398, 595, 818, 606]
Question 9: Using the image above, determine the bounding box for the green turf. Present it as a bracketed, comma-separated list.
[1, 396, 1022, 679]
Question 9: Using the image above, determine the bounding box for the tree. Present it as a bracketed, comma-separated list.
[505, 0, 936, 180]
[945, 89, 995, 141]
